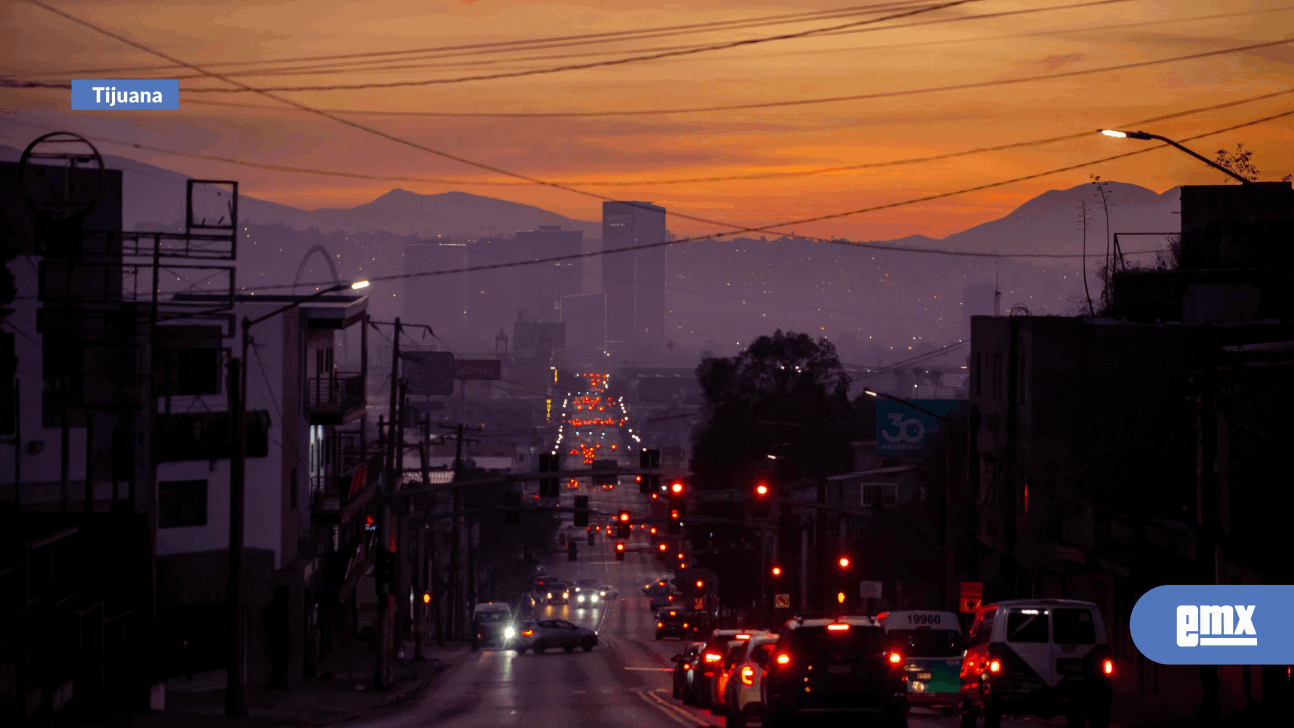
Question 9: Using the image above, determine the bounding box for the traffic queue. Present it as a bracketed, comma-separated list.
[661, 597, 1117, 728]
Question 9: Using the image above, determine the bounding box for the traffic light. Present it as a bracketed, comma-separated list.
[752, 481, 771, 517]
[838, 556, 851, 569]
[574, 495, 590, 527]
[617, 510, 631, 539]
[771, 566, 782, 577]
[668, 508, 681, 535]
[539, 453, 560, 497]
[668, 480, 685, 501]
[658, 542, 667, 552]
[375, 549, 395, 595]
[568, 540, 578, 562]
[640, 448, 660, 494]
[504, 491, 521, 525]
[615, 542, 625, 561]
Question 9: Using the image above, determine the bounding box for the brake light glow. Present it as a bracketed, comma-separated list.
[889, 652, 902, 664]
[736, 634, 751, 640]
[704, 653, 722, 663]
[741, 666, 754, 685]
[775, 653, 790, 666]
[683, 623, 689, 629]
[989, 659, 1001, 673]
[1103, 659, 1114, 676]
[522, 629, 534, 636]
[827, 624, 850, 631]
[658, 622, 664, 628]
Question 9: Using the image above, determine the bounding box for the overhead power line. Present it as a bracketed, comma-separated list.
[9, 86, 1287, 189]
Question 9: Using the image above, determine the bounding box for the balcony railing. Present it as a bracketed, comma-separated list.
[307, 372, 364, 423]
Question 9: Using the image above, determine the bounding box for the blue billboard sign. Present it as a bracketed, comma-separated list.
[876, 399, 965, 457]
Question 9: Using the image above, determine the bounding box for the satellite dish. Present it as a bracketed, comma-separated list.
[18, 131, 105, 219]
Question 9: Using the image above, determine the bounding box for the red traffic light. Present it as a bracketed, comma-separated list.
[670, 509, 680, 520]
[838, 556, 851, 569]
[658, 543, 667, 552]
[771, 566, 782, 576]
[619, 511, 630, 522]
[677, 552, 685, 560]
[616, 542, 625, 552]
[670, 481, 684, 495]
[755, 483, 769, 496]
[695, 580, 704, 589]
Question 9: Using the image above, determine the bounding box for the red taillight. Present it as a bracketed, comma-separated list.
[736, 634, 751, 640]
[827, 624, 849, 632]
[775, 653, 790, 666]
[704, 653, 722, 663]
[988, 659, 1001, 673]
[522, 629, 534, 637]
[740, 666, 754, 685]
[889, 651, 903, 664]
[683, 623, 689, 629]
[658, 622, 664, 628]
[1103, 659, 1114, 676]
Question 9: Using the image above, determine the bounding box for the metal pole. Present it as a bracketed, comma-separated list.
[225, 342, 248, 717]
[375, 317, 400, 689]
[945, 432, 955, 612]
[799, 525, 808, 615]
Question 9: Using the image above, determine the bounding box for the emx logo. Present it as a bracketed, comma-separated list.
[1132, 586, 1294, 664]
[1177, 605, 1256, 647]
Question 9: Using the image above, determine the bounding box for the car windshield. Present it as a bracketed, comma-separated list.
[887, 629, 965, 657]
[786, 625, 885, 655]
[476, 611, 509, 623]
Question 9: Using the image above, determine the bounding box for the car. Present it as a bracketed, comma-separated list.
[574, 580, 606, 607]
[515, 618, 599, 654]
[959, 599, 1114, 728]
[672, 642, 706, 700]
[471, 603, 518, 650]
[596, 584, 618, 601]
[724, 633, 779, 728]
[656, 608, 690, 639]
[692, 630, 752, 710]
[877, 610, 965, 714]
[541, 580, 571, 604]
[710, 635, 756, 715]
[684, 609, 713, 640]
[760, 615, 908, 728]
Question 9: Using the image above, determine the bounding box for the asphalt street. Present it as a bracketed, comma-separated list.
[350, 487, 1056, 728]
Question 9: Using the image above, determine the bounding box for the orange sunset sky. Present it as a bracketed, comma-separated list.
[2, 0, 1292, 242]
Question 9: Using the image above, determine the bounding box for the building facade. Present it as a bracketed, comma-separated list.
[601, 201, 667, 354]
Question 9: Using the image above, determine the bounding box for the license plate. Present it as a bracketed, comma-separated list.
[828, 665, 852, 675]
[917, 672, 933, 680]
[1057, 659, 1085, 675]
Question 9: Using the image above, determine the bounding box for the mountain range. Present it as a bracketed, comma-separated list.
[0, 144, 1181, 255]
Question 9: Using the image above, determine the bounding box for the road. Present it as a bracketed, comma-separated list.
[352, 487, 1056, 728]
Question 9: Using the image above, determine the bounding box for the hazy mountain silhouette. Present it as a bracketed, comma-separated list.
[308, 189, 600, 238]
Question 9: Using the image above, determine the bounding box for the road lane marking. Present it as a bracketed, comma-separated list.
[643, 688, 719, 727]
[634, 689, 696, 728]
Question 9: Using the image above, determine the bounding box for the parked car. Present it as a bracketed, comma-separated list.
[672, 642, 706, 700]
[515, 618, 599, 654]
[959, 599, 1114, 728]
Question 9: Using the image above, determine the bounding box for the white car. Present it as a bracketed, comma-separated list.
[724, 633, 779, 728]
[516, 618, 599, 654]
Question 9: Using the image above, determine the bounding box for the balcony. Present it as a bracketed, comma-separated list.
[306, 372, 364, 425]
[310, 439, 380, 526]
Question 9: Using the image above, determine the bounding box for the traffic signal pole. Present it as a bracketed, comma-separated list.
[374, 317, 400, 690]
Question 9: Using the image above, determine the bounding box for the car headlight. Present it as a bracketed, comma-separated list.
[599, 591, 607, 597]
[563, 592, 569, 599]
[578, 595, 585, 603]
[591, 595, 599, 603]
[504, 626, 516, 640]
[547, 592, 553, 599]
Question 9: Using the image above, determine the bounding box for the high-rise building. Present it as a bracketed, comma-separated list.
[560, 292, 607, 366]
[601, 201, 666, 353]
[404, 240, 468, 333]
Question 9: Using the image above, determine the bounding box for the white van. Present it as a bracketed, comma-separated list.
[959, 599, 1114, 728]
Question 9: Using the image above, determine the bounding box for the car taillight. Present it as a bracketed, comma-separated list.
[741, 666, 754, 685]
[704, 653, 722, 663]
[1103, 658, 1114, 676]
[658, 622, 664, 628]
[736, 634, 751, 640]
[775, 653, 790, 666]
[683, 623, 689, 629]
[988, 659, 1001, 673]
[522, 629, 534, 637]
[889, 651, 903, 665]
[827, 624, 849, 631]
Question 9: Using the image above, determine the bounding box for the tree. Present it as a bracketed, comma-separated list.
[690, 330, 861, 494]
[1214, 143, 1293, 184]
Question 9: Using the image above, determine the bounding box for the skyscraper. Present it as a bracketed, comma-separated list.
[601, 201, 666, 354]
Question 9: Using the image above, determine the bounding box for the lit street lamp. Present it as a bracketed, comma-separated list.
[1099, 129, 1251, 184]
[226, 279, 368, 717]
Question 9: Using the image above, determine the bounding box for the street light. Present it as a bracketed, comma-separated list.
[1098, 129, 1251, 184]
[225, 279, 367, 717]
[862, 387, 957, 613]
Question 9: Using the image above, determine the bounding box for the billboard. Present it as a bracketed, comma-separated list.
[876, 399, 965, 457]
[404, 351, 454, 395]
[454, 358, 502, 381]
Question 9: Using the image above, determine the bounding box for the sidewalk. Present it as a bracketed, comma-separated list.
[71, 641, 472, 728]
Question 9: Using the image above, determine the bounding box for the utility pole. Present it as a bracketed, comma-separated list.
[440, 421, 482, 641]
[375, 317, 400, 689]
[799, 525, 809, 615]
[224, 356, 248, 717]
[395, 380, 411, 650]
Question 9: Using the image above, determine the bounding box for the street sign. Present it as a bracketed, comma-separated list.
[959, 581, 983, 613]
[454, 358, 502, 381]
[404, 351, 454, 395]
[699, 489, 747, 502]
[694, 597, 705, 611]
[876, 399, 965, 457]
[774, 594, 791, 609]
[859, 581, 883, 599]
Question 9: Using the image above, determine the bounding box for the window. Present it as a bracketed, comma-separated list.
[888, 629, 966, 658]
[1006, 608, 1050, 643]
[159, 479, 207, 528]
[862, 484, 898, 507]
[992, 353, 1004, 401]
[1052, 608, 1096, 644]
